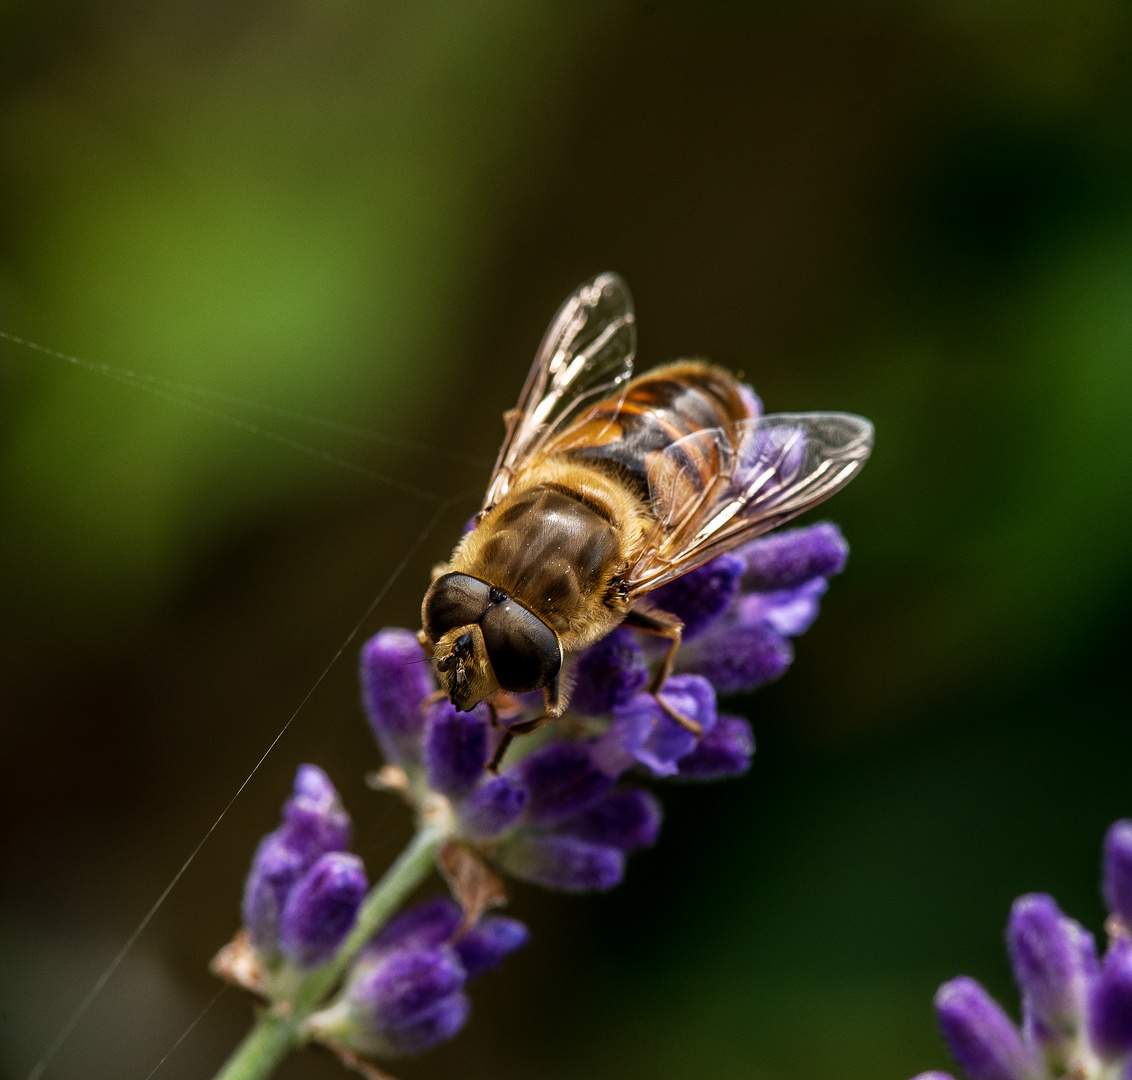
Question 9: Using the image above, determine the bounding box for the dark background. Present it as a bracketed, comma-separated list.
[2, 2, 1131, 1078]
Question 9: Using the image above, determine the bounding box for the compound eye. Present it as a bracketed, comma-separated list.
[422, 573, 491, 640]
[480, 599, 562, 693]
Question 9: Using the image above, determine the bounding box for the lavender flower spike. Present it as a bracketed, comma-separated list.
[934, 977, 1038, 1080]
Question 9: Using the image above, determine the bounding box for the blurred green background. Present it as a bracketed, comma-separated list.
[2, 2, 1132, 1078]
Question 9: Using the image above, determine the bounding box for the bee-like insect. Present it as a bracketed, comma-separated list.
[420, 273, 873, 768]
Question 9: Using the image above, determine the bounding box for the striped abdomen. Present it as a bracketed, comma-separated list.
[547, 360, 754, 510]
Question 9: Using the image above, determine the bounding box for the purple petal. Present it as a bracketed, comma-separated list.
[650, 553, 744, 639]
[280, 765, 352, 862]
[737, 577, 828, 637]
[1104, 820, 1132, 928]
[561, 788, 662, 852]
[350, 946, 467, 1037]
[569, 628, 649, 715]
[934, 976, 1037, 1080]
[1090, 939, 1132, 1060]
[454, 916, 530, 979]
[242, 832, 306, 954]
[601, 676, 717, 778]
[739, 522, 849, 591]
[360, 628, 435, 765]
[422, 702, 490, 798]
[292, 763, 338, 804]
[380, 993, 470, 1056]
[457, 775, 529, 839]
[673, 714, 755, 781]
[497, 833, 624, 892]
[1007, 894, 1091, 1041]
[279, 853, 367, 969]
[516, 741, 614, 826]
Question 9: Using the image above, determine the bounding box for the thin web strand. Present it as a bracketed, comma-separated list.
[141, 985, 228, 1080]
[0, 329, 455, 501]
[0, 329, 488, 466]
[23, 496, 459, 1080]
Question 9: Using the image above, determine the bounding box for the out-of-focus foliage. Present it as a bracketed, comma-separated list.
[1, 2, 1131, 1080]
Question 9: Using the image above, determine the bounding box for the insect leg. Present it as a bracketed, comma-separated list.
[622, 607, 702, 736]
[486, 713, 549, 772]
[486, 679, 561, 772]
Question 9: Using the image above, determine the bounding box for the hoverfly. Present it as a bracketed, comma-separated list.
[420, 272, 872, 768]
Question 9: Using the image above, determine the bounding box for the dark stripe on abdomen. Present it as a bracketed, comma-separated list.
[563, 374, 740, 500]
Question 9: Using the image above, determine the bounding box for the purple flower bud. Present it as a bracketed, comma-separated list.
[422, 703, 490, 798]
[382, 993, 470, 1056]
[372, 897, 463, 953]
[361, 628, 435, 765]
[598, 676, 717, 778]
[563, 788, 662, 851]
[516, 741, 614, 826]
[457, 775, 528, 839]
[279, 853, 368, 969]
[349, 947, 469, 1056]
[1089, 939, 1132, 1059]
[242, 833, 306, 954]
[739, 522, 848, 591]
[934, 976, 1038, 1080]
[292, 763, 338, 803]
[1006, 894, 1091, 1041]
[281, 765, 352, 863]
[686, 621, 793, 696]
[673, 714, 755, 781]
[650, 553, 745, 639]
[909, 1074, 956, 1080]
[569, 628, 649, 715]
[1104, 821, 1132, 928]
[453, 916, 529, 979]
[736, 577, 828, 637]
[497, 833, 624, 892]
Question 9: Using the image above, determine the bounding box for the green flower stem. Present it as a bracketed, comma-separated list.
[212, 821, 448, 1080]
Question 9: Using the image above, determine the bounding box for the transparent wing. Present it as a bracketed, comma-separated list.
[482, 272, 636, 509]
[627, 412, 874, 595]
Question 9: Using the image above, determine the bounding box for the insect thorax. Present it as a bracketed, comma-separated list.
[452, 466, 645, 649]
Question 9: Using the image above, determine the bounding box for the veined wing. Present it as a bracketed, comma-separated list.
[482, 273, 636, 510]
[627, 412, 874, 595]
